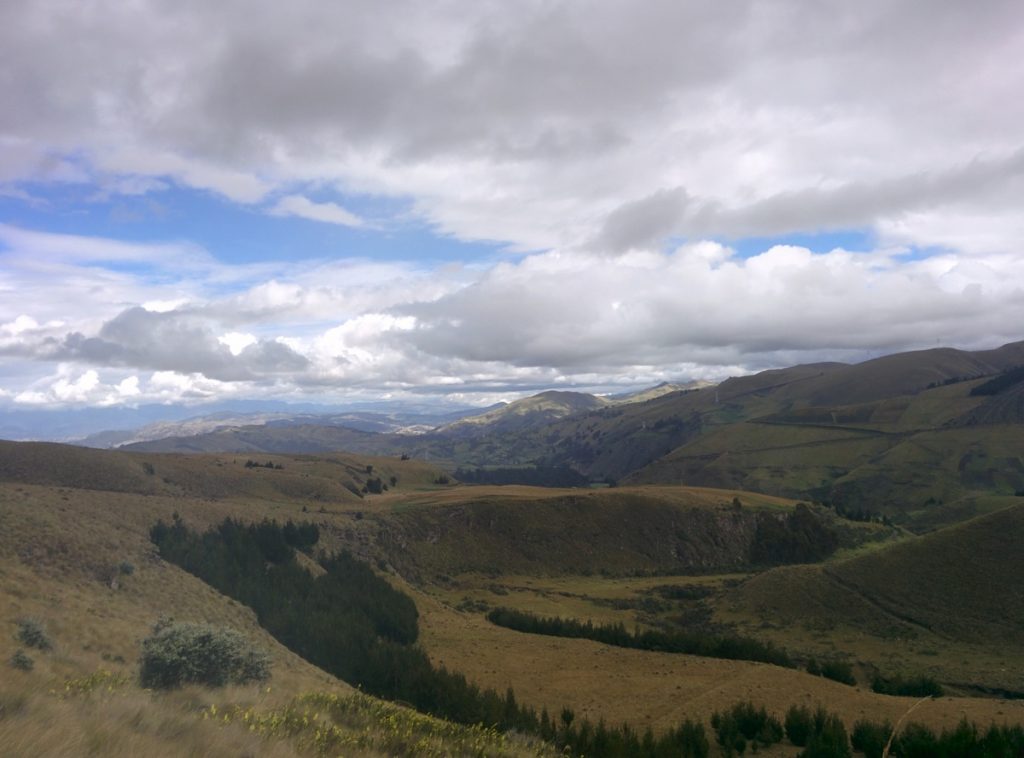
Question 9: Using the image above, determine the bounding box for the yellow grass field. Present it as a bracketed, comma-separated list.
[2, 444, 1023, 755]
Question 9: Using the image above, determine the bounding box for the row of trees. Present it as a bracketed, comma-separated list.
[713, 702, 1024, 758]
[453, 465, 590, 488]
[970, 365, 1024, 396]
[150, 517, 987, 758]
[244, 459, 283, 469]
[486, 608, 794, 668]
[149, 516, 716, 756]
[752, 504, 840, 564]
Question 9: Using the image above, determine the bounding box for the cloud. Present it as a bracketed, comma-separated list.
[2, 2, 1024, 406]
[12, 366, 245, 407]
[54, 307, 309, 381]
[3, 219, 1024, 408]
[267, 194, 366, 228]
[596, 187, 692, 253]
[1, 1, 1021, 253]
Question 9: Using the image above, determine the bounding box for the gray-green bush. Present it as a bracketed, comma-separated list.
[139, 620, 271, 689]
[15, 618, 52, 651]
[10, 649, 33, 671]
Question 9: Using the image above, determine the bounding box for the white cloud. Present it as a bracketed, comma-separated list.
[1, 1, 1021, 254]
[218, 331, 258, 356]
[268, 194, 366, 228]
[2, 2, 1024, 406]
[3, 223, 1024, 407]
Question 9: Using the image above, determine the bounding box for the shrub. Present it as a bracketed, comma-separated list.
[851, 719, 891, 758]
[892, 722, 938, 758]
[712, 701, 782, 752]
[16, 618, 53, 651]
[673, 719, 710, 757]
[785, 704, 814, 746]
[800, 712, 850, 757]
[710, 710, 747, 756]
[10, 649, 33, 671]
[939, 718, 978, 757]
[871, 674, 944, 698]
[979, 723, 1024, 754]
[118, 560, 135, 575]
[820, 659, 856, 686]
[139, 621, 271, 689]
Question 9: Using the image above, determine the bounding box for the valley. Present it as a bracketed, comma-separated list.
[3, 342, 1024, 755]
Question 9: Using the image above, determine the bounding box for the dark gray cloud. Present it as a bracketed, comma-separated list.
[2, 0, 1021, 247]
[27, 307, 308, 381]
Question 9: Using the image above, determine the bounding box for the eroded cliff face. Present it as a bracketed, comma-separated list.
[363, 494, 847, 580]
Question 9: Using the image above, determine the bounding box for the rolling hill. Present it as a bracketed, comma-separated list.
[3, 442, 1023, 755]
[725, 500, 1024, 644]
[436, 390, 609, 437]
[119, 340, 1024, 530]
[713, 499, 1024, 694]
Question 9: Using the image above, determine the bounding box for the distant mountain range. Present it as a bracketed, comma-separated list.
[73, 405, 506, 449]
[34, 380, 702, 450]
[0, 398, 493, 443]
[117, 380, 711, 455]
[121, 341, 1024, 530]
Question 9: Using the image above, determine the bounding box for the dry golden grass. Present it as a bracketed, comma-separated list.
[0, 480, 337, 756]
[387, 482, 801, 511]
[3, 443, 1022, 755]
[426, 571, 754, 630]
[0, 441, 448, 510]
[414, 585, 1024, 735]
[0, 676, 301, 758]
[0, 480, 552, 757]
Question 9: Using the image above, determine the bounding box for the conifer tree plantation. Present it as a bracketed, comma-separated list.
[148, 516, 723, 756]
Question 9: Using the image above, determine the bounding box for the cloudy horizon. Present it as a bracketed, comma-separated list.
[2, 0, 1023, 413]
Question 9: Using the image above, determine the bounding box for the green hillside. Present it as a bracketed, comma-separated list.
[119, 340, 1024, 531]
[2, 441, 1024, 754]
[714, 501, 1024, 694]
[0, 440, 447, 505]
[370, 485, 890, 578]
[729, 501, 1024, 643]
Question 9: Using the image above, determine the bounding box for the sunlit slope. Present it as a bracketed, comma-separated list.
[0, 472, 547, 757]
[119, 341, 1024, 528]
[0, 440, 446, 504]
[414, 579, 1024, 736]
[724, 501, 1024, 646]
[632, 373, 1024, 524]
[375, 485, 890, 577]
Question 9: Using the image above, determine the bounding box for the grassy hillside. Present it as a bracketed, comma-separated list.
[0, 472, 550, 756]
[631, 374, 1024, 528]
[716, 501, 1024, 692]
[824, 502, 1024, 643]
[118, 341, 1024, 536]
[416, 586, 1024, 736]
[372, 485, 891, 579]
[437, 391, 608, 437]
[2, 442, 1024, 754]
[0, 440, 448, 505]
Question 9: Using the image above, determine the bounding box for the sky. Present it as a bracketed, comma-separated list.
[2, 0, 1024, 414]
